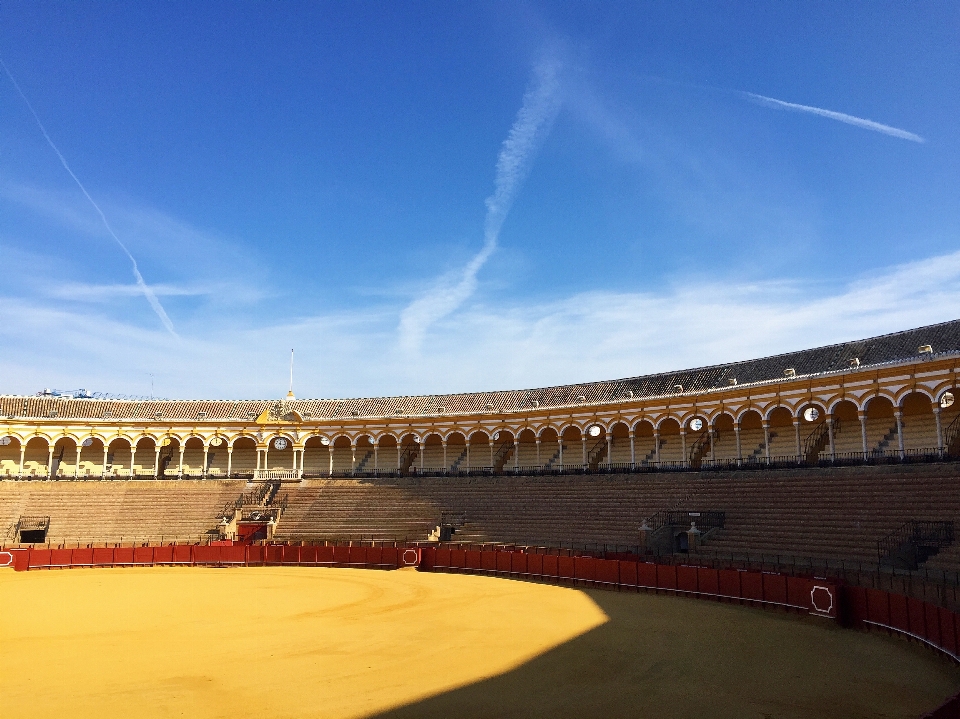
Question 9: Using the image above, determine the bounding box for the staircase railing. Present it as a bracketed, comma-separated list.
[492, 441, 514, 471]
[440, 511, 466, 528]
[687, 430, 711, 468]
[398, 446, 418, 472]
[587, 437, 607, 468]
[647, 509, 725, 532]
[803, 418, 839, 461]
[945, 414, 960, 456]
[878, 520, 954, 565]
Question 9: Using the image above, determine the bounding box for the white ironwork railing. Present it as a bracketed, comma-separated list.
[253, 469, 302, 481]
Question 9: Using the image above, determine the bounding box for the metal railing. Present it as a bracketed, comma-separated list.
[878, 520, 955, 566]
[5, 445, 959, 483]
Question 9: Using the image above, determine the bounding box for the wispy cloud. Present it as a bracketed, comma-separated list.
[398, 56, 563, 352]
[43, 282, 214, 302]
[1, 58, 178, 336]
[742, 91, 925, 143]
[1, 248, 957, 399]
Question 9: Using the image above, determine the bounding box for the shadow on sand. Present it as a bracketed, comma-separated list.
[368, 584, 960, 719]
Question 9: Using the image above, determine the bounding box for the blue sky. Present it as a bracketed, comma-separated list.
[1, 1, 958, 399]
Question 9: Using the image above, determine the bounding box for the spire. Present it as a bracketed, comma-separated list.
[286, 348, 295, 399]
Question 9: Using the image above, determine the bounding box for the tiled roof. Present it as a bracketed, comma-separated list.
[2, 319, 958, 421]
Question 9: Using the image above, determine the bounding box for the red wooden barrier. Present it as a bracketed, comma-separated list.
[890, 594, 910, 633]
[656, 564, 677, 591]
[379, 546, 397, 567]
[1, 543, 953, 664]
[465, 550, 481, 570]
[574, 556, 596, 582]
[787, 576, 812, 610]
[595, 559, 619, 586]
[740, 571, 763, 602]
[619, 560, 638, 588]
[527, 553, 543, 578]
[676, 565, 698, 593]
[698, 567, 720, 596]
[542, 554, 558, 578]
[940, 608, 958, 656]
[638, 562, 657, 589]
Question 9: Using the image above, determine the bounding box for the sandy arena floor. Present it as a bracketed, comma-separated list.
[1, 566, 958, 719]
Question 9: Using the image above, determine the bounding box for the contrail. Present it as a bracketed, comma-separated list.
[1, 57, 178, 336]
[399, 58, 562, 351]
[741, 91, 925, 143]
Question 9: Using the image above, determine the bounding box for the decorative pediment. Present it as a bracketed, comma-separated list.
[256, 401, 303, 425]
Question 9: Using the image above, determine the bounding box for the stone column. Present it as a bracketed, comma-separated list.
[734, 424, 742, 464]
[894, 410, 905, 458]
[47, 445, 54, 480]
[558, 438, 563, 468]
[154, 448, 160, 478]
[514, 440, 519, 471]
[374, 443, 379, 472]
[535, 438, 541, 466]
[102, 445, 109, 478]
[762, 422, 770, 463]
[630, 433, 636, 467]
[202, 446, 209, 478]
[793, 419, 802, 462]
[255, 449, 261, 472]
[227, 447, 233, 477]
[18, 444, 25, 478]
[638, 520, 651, 553]
[178, 446, 185, 478]
[653, 430, 660, 463]
[328, 446, 334, 476]
[442, 441, 448, 472]
[419, 440, 424, 472]
[859, 413, 869, 458]
[263, 448, 269, 474]
[709, 427, 716, 462]
[680, 429, 687, 466]
[606, 432, 613, 468]
[489, 440, 494, 468]
[933, 406, 943, 454]
[75, 446, 82, 478]
[130, 446, 137, 478]
[581, 437, 587, 466]
[351, 442, 357, 475]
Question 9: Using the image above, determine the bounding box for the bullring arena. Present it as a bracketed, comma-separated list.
[2, 320, 960, 718]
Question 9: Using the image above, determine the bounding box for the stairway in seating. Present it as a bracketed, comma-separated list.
[873, 424, 899, 454]
[449, 448, 468, 472]
[746, 432, 777, 462]
[544, 447, 561, 469]
[354, 450, 374, 472]
[492, 442, 514, 472]
[640, 440, 664, 465]
[587, 438, 607, 471]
